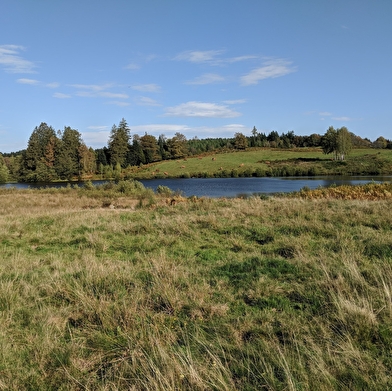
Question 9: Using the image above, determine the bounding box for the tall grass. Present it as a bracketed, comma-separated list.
[1, 184, 392, 389]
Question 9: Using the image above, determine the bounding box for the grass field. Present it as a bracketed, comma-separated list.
[1, 183, 392, 390]
[125, 148, 392, 179]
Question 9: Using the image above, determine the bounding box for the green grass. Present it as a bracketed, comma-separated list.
[1, 186, 392, 389]
[123, 148, 392, 179]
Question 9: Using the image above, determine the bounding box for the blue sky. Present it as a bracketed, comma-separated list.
[1, 0, 391, 153]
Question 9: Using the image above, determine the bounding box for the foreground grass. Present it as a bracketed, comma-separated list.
[1, 185, 392, 390]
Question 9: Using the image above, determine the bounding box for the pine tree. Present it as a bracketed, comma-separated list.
[55, 127, 83, 179]
[140, 133, 160, 163]
[108, 118, 131, 167]
[0, 153, 9, 183]
[20, 123, 58, 182]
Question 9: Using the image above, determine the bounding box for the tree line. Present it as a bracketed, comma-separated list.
[0, 119, 389, 183]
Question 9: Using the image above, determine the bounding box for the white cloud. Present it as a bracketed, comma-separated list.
[81, 130, 110, 147]
[175, 50, 259, 67]
[87, 125, 110, 131]
[227, 55, 258, 63]
[53, 92, 71, 99]
[136, 96, 161, 106]
[46, 82, 60, 88]
[77, 91, 129, 99]
[70, 83, 128, 99]
[185, 73, 225, 85]
[332, 116, 352, 121]
[174, 50, 225, 64]
[17, 78, 39, 85]
[70, 83, 113, 91]
[319, 111, 332, 116]
[0, 45, 36, 73]
[165, 101, 241, 118]
[131, 83, 161, 92]
[241, 59, 296, 85]
[106, 100, 131, 107]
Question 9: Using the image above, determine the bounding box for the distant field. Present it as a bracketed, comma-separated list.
[130, 148, 392, 179]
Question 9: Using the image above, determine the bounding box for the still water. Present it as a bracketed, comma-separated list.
[1, 176, 391, 198]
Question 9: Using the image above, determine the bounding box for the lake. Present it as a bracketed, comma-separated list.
[1, 176, 391, 198]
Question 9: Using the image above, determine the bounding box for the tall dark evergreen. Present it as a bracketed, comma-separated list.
[108, 118, 131, 167]
[140, 133, 160, 163]
[0, 153, 9, 183]
[55, 127, 83, 179]
[20, 123, 58, 182]
[128, 135, 145, 166]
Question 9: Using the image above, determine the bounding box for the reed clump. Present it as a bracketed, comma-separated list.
[1, 183, 392, 390]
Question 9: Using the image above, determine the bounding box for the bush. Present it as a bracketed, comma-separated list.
[156, 185, 174, 196]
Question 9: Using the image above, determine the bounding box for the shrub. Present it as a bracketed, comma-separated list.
[156, 185, 174, 196]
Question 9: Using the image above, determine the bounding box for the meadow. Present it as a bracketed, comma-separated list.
[124, 148, 392, 180]
[1, 182, 392, 390]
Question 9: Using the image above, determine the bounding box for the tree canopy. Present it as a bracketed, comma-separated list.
[321, 126, 352, 160]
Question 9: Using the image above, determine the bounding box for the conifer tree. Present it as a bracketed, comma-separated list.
[108, 118, 131, 167]
[19, 123, 58, 182]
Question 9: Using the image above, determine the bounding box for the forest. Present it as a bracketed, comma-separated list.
[0, 118, 390, 183]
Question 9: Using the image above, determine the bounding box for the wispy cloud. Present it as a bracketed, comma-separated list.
[17, 78, 39, 85]
[174, 50, 225, 64]
[165, 101, 241, 118]
[70, 83, 113, 91]
[125, 63, 140, 70]
[53, 92, 71, 99]
[227, 55, 258, 63]
[319, 111, 332, 116]
[241, 59, 296, 85]
[46, 82, 60, 88]
[106, 101, 131, 107]
[175, 50, 258, 67]
[185, 73, 225, 85]
[332, 116, 352, 121]
[17, 78, 61, 89]
[124, 54, 158, 71]
[87, 125, 110, 131]
[0, 45, 36, 73]
[135, 96, 161, 106]
[130, 83, 161, 92]
[77, 91, 129, 99]
[71, 83, 129, 99]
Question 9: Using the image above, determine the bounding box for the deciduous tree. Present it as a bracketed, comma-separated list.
[234, 132, 248, 150]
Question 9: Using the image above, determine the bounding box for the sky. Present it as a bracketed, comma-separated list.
[1, 0, 391, 153]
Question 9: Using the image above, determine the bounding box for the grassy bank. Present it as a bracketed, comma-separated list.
[1, 184, 392, 390]
[122, 148, 392, 180]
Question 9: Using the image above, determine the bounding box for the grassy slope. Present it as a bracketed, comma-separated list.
[129, 148, 392, 179]
[1, 186, 392, 390]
